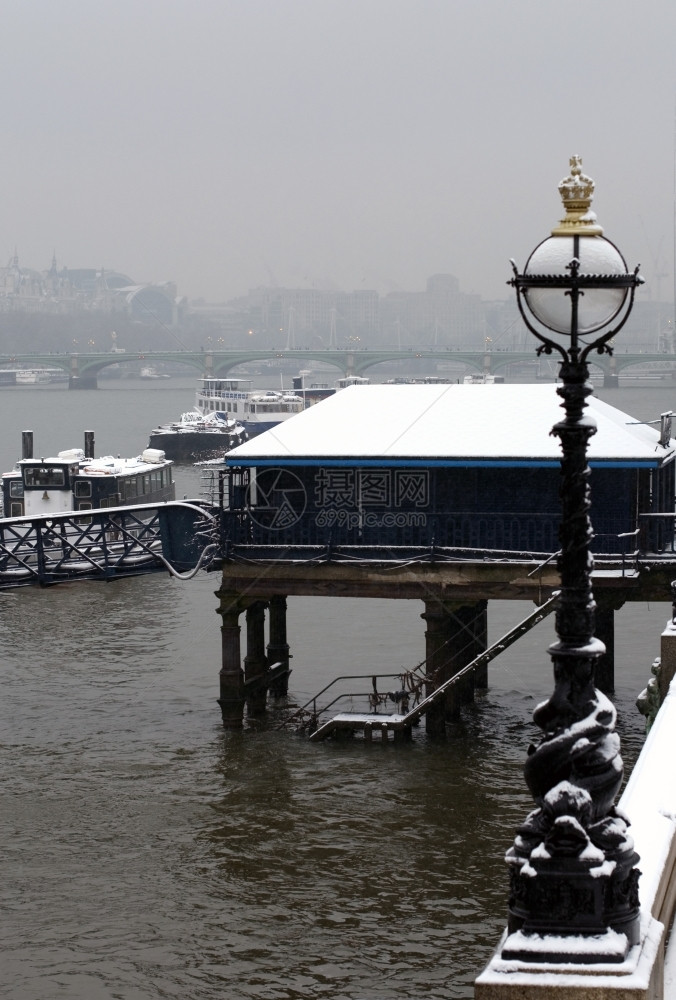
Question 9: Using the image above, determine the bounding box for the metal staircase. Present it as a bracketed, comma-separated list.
[307, 593, 560, 741]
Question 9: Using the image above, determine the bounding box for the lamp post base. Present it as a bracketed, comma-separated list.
[500, 927, 632, 966]
[504, 848, 641, 963]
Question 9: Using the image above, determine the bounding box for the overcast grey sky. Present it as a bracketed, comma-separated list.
[2, 0, 675, 305]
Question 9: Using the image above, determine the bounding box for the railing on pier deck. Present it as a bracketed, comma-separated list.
[216, 540, 642, 579]
[1, 478, 671, 594]
[0, 500, 219, 588]
[639, 512, 676, 554]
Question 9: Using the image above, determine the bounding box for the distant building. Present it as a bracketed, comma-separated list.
[242, 286, 380, 346]
[0, 254, 179, 326]
[1, 254, 670, 354]
[218, 274, 489, 348]
[380, 274, 486, 347]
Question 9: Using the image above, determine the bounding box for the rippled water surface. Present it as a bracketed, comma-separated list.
[0, 378, 672, 998]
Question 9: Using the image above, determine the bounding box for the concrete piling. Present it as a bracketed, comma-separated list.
[267, 595, 291, 698]
[244, 601, 268, 716]
[215, 589, 246, 730]
[422, 600, 489, 734]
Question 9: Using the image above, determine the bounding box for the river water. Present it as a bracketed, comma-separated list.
[0, 374, 674, 999]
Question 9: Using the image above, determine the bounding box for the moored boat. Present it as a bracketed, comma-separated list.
[242, 388, 305, 435]
[336, 375, 370, 389]
[147, 376, 304, 461]
[1, 431, 175, 518]
[148, 410, 248, 462]
[462, 372, 504, 384]
[194, 376, 304, 437]
[292, 375, 336, 405]
[14, 368, 69, 384]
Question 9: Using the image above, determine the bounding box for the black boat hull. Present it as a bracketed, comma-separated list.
[148, 430, 243, 462]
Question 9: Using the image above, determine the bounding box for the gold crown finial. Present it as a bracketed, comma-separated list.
[551, 155, 603, 236]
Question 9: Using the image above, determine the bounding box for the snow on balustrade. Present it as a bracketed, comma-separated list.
[475, 620, 676, 998]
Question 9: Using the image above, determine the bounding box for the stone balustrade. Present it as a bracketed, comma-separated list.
[475, 618, 676, 999]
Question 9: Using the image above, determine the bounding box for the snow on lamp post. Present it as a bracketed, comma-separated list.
[503, 157, 643, 963]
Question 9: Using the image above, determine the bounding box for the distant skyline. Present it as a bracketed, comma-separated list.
[2, 1, 676, 308]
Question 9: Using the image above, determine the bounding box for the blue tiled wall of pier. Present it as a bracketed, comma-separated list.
[223, 461, 674, 557]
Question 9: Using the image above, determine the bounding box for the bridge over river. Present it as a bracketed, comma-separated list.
[3, 346, 676, 386]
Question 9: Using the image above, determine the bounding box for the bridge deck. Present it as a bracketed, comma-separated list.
[0, 347, 674, 380]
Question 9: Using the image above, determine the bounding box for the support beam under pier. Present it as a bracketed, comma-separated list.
[267, 595, 291, 698]
[215, 588, 247, 730]
[471, 600, 488, 692]
[594, 596, 623, 694]
[422, 600, 487, 735]
[244, 600, 268, 716]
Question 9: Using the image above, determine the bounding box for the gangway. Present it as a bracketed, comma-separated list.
[307, 593, 560, 740]
[0, 500, 219, 588]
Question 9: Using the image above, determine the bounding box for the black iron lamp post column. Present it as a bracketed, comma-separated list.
[503, 157, 643, 964]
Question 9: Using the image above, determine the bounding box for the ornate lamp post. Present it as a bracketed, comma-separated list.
[504, 157, 643, 963]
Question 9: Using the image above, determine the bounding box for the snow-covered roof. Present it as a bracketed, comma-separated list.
[225, 383, 676, 468]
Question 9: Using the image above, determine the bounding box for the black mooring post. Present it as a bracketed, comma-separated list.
[22, 430, 33, 459]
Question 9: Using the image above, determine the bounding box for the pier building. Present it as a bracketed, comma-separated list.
[213, 382, 676, 732]
[221, 382, 675, 557]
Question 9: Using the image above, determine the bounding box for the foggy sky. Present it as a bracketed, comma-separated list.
[3, 0, 676, 306]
